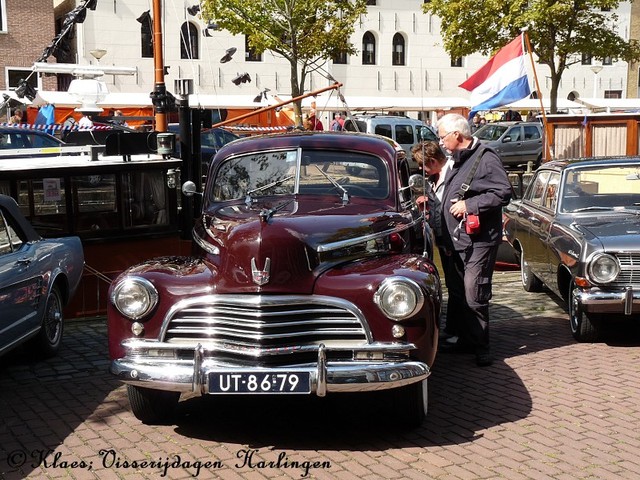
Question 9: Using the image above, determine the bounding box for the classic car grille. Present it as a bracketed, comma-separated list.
[613, 253, 640, 288]
[163, 297, 369, 353]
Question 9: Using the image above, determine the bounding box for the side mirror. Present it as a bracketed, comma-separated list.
[181, 180, 200, 197]
[408, 174, 425, 194]
[502, 136, 512, 143]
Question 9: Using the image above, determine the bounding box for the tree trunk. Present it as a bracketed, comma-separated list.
[290, 61, 303, 127]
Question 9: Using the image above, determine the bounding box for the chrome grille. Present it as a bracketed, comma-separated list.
[613, 253, 640, 288]
[162, 296, 369, 351]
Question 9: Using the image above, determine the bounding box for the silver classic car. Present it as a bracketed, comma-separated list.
[504, 157, 640, 342]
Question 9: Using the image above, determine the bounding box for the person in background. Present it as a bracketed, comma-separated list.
[308, 109, 324, 131]
[9, 109, 24, 124]
[113, 110, 128, 127]
[436, 113, 511, 367]
[411, 141, 463, 347]
[78, 114, 94, 128]
[330, 112, 344, 131]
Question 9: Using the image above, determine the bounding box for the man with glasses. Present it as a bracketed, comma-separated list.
[436, 113, 511, 367]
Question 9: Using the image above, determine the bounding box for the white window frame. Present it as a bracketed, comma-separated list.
[0, 0, 7, 33]
[5, 67, 41, 91]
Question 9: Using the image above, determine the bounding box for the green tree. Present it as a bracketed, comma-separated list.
[201, 0, 367, 125]
[423, 0, 640, 113]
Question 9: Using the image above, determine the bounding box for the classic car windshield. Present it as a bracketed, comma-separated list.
[210, 149, 389, 201]
[561, 165, 640, 213]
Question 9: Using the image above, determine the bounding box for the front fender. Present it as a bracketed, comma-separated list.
[314, 254, 440, 365]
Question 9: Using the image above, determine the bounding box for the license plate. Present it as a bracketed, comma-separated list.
[208, 372, 311, 394]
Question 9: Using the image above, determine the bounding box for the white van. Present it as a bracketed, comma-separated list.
[343, 115, 437, 170]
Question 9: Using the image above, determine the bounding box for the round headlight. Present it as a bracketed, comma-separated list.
[588, 253, 620, 284]
[111, 277, 158, 320]
[374, 277, 424, 320]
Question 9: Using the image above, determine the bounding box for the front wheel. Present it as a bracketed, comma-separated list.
[127, 385, 180, 424]
[391, 379, 428, 427]
[568, 281, 600, 342]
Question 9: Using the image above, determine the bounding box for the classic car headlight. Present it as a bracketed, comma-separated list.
[111, 277, 159, 320]
[588, 253, 620, 284]
[373, 277, 424, 320]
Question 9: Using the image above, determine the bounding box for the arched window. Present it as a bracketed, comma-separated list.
[180, 22, 199, 59]
[392, 33, 405, 66]
[362, 32, 376, 65]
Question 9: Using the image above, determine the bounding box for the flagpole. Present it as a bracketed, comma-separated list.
[522, 27, 552, 162]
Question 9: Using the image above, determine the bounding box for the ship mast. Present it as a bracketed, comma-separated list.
[151, 0, 168, 132]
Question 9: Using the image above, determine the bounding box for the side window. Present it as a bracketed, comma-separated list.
[526, 171, 550, 207]
[543, 173, 560, 211]
[374, 124, 392, 139]
[0, 208, 23, 254]
[395, 125, 414, 144]
[507, 127, 522, 142]
[523, 126, 541, 140]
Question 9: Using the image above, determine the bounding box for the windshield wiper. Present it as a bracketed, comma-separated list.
[314, 165, 349, 204]
[571, 206, 613, 212]
[245, 175, 295, 206]
[259, 199, 295, 222]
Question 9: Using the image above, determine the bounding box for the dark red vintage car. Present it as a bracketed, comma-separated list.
[108, 131, 441, 426]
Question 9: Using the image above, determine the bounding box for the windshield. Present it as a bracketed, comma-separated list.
[560, 165, 640, 213]
[201, 129, 239, 149]
[474, 124, 508, 141]
[209, 149, 389, 202]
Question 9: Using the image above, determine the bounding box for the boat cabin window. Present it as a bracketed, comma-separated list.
[5, 168, 176, 239]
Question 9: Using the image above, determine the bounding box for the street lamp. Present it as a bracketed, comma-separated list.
[590, 65, 603, 98]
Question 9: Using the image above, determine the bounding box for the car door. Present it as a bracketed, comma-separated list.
[521, 125, 543, 165]
[498, 125, 524, 166]
[0, 209, 44, 353]
[520, 170, 552, 278]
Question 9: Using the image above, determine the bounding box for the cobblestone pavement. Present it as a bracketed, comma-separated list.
[2, 271, 640, 479]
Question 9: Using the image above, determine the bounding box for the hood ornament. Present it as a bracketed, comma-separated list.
[251, 257, 271, 285]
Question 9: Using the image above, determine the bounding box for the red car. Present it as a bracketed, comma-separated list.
[108, 131, 441, 426]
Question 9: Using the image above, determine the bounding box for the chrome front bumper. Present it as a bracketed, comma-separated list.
[575, 287, 640, 316]
[110, 342, 430, 396]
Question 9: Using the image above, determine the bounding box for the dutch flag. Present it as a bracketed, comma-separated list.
[460, 34, 531, 119]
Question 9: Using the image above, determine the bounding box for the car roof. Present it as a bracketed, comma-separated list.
[0, 126, 60, 138]
[540, 156, 640, 172]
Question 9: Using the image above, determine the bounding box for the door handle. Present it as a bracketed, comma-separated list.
[16, 257, 32, 266]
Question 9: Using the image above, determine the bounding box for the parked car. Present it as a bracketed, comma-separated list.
[0, 194, 84, 358]
[504, 157, 640, 342]
[108, 131, 442, 426]
[473, 121, 543, 169]
[0, 126, 63, 153]
[343, 115, 437, 171]
[167, 124, 240, 171]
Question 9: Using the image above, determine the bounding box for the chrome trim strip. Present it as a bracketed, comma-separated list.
[316, 215, 421, 253]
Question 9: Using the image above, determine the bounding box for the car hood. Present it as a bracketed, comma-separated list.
[192, 197, 412, 293]
[573, 213, 640, 250]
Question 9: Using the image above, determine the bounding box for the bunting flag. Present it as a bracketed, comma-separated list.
[459, 34, 531, 119]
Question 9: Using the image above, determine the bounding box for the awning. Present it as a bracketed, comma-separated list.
[573, 97, 640, 113]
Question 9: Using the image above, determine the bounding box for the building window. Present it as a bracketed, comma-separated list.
[332, 51, 347, 65]
[6, 69, 39, 92]
[581, 53, 592, 65]
[180, 22, 199, 59]
[392, 33, 406, 66]
[602, 56, 612, 66]
[451, 56, 463, 67]
[245, 36, 262, 62]
[362, 32, 376, 65]
[604, 90, 622, 99]
[0, 0, 7, 32]
[138, 10, 153, 58]
[366, 0, 377, 5]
